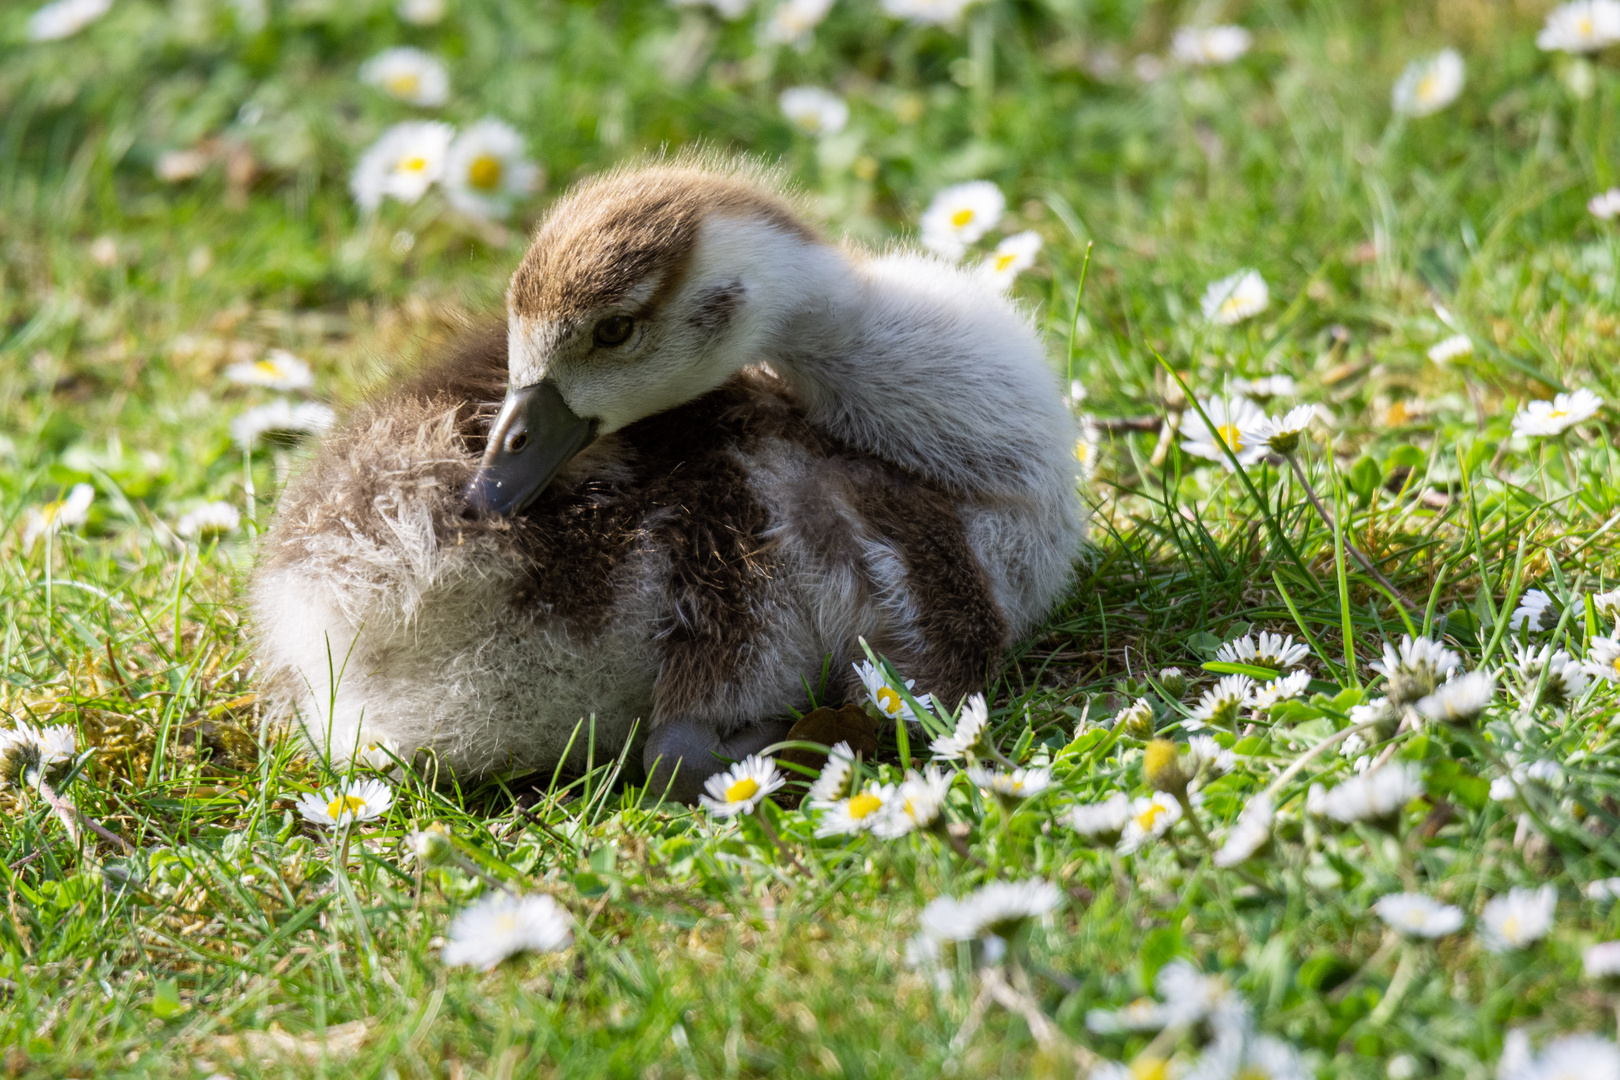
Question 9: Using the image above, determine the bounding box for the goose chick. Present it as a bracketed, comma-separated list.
[251, 159, 1083, 802]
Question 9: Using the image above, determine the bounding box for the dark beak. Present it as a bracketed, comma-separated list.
[467, 379, 596, 516]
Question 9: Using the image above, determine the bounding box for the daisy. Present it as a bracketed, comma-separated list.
[1428, 334, 1474, 364]
[1595, 587, 1620, 618]
[356, 737, 401, 771]
[918, 181, 1005, 260]
[1201, 269, 1269, 325]
[1586, 878, 1620, 901]
[442, 892, 573, 970]
[761, 0, 835, 49]
[1498, 1032, 1620, 1080]
[1509, 588, 1557, 631]
[1244, 404, 1318, 455]
[804, 741, 857, 806]
[1157, 668, 1189, 698]
[397, 0, 445, 24]
[881, 0, 979, 26]
[360, 48, 449, 107]
[1237, 374, 1299, 400]
[1117, 792, 1182, 854]
[0, 723, 78, 789]
[1512, 389, 1604, 437]
[978, 231, 1043, 291]
[407, 825, 452, 866]
[27, 0, 111, 41]
[1348, 696, 1398, 731]
[295, 778, 395, 827]
[1186, 734, 1236, 776]
[442, 119, 539, 220]
[1143, 738, 1193, 796]
[1585, 941, 1620, 978]
[779, 86, 849, 136]
[230, 400, 336, 449]
[1537, 0, 1620, 53]
[1170, 25, 1252, 65]
[1491, 759, 1564, 802]
[225, 348, 314, 391]
[1185, 674, 1255, 732]
[21, 483, 94, 548]
[698, 754, 784, 817]
[871, 766, 952, 838]
[919, 879, 1062, 951]
[1585, 636, 1620, 683]
[1113, 697, 1155, 738]
[1512, 644, 1590, 708]
[1074, 418, 1100, 481]
[1314, 761, 1424, 826]
[1370, 634, 1462, 706]
[1414, 669, 1496, 724]
[1181, 396, 1268, 470]
[1084, 997, 1169, 1034]
[1252, 670, 1311, 710]
[966, 764, 1051, 800]
[1213, 793, 1273, 867]
[1480, 885, 1557, 953]
[1064, 791, 1132, 844]
[350, 121, 455, 212]
[1216, 632, 1312, 670]
[1224, 1035, 1309, 1080]
[1591, 189, 1620, 220]
[1156, 960, 1241, 1026]
[814, 782, 895, 837]
[1391, 49, 1465, 117]
[929, 692, 990, 759]
[1373, 892, 1465, 938]
[175, 502, 241, 540]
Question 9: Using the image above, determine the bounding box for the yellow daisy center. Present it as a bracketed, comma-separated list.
[399, 155, 430, 175]
[254, 359, 281, 376]
[1502, 915, 1521, 940]
[327, 794, 367, 819]
[1217, 424, 1244, 452]
[494, 912, 519, 933]
[847, 791, 883, 819]
[1417, 74, 1439, 101]
[876, 687, 904, 716]
[995, 252, 1018, 272]
[1580, 16, 1595, 36]
[1131, 1057, 1169, 1080]
[1611, 656, 1620, 676]
[950, 207, 976, 228]
[386, 72, 422, 96]
[725, 777, 760, 803]
[468, 154, 503, 190]
[1135, 804, 1167, 831]
[1547, 409, 1569, 421]
[1075, 439, 1092, 463]
[1219, 295, 1248, 317]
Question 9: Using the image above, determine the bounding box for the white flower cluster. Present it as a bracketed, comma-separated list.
[352, 119, 539, 220]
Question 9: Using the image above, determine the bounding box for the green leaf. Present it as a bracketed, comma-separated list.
[151, 979, 185, 1020]
[1202, 661, 1281, 680]
[1186, 631, 1224, 659]
[1348, 456, 1383, 504]
[1140, 925, 1183, 985]
[1426, 761, 1490, 811]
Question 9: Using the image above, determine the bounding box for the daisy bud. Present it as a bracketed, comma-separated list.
[408, 825, 453, 867]
[1157, 668, 1188, 699]
[1143, 739, 1191, 798]
[1116, 698, 1156, 740]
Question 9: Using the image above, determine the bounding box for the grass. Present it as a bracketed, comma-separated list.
[4, 0, 1620, 1076]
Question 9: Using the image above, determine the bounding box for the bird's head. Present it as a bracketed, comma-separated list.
[468, 160, 824, 515]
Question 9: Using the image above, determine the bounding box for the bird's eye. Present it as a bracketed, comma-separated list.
[593, 315, 635, 348]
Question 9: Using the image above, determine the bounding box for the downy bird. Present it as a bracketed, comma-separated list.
[251, 156, 1083, 802]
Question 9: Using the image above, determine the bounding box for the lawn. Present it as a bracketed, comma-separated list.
[4, 0, 1620, 1077]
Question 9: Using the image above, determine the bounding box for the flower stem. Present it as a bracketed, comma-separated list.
[1284, 452, 1413, 614]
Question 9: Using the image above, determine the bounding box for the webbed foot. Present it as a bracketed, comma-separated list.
[643, 718, 796, 805]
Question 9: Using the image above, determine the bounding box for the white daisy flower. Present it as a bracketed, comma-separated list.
[1498, 1032, 1620, 1080]
[442, 119, 539, 220]
[1391, 49, 1465, 117]
[225, 348, 314, 391]
[919, 879, 1062, 951]
[698, 754, 784, 817]
[1595, 587, 1620, 618]
[1084, 997, 1169, 1034]
[230, 400, 336, 449]
[0, 723, 78, 789]
[442, 892, 573, 970]
[1227, 1035, 1309, 1080]
[1480, 885, 1557, 953]
[1537, 0, 1620, 52]
[1414, 669, 1497, 724]
[21, 483, 94, 548]
[1491, 759, 1563, 802]
[978, 230, 1043, 291]
[1186, 734, 1235, 776]
[1512, 644, 1590, 707]
[779, 86, 848, 135]
[1155, 960, 1241, 1026]
[1201, 269, 1269, 325]
[1181, 396, 1269, 470]
[1428, 334, 1474, 364]
[1216, 631, 1311, 670]
[1591, 188, 1620, 220]
[396, 0, 445, 24]
[814, 782, 896, 837]
[1586, 877, 1620, 901]
[1244, 404, 1318, 455]
[872, 766, 952, 838]
[1170, 25, 1252, 65]
[881, 0, 978, 26]
[918, 181, 1005, 259]
[175, 501, 241, 540]
[1236, 374, 1299, 400]
[1064, 791, 1132, 844]
[1185, 674, 1255, 732]
[804, 741, 857, 806]
[761, 0, 835, 49]
[1373, 892, 1465, 938]
[1585, 941, 1620, 978]
[360, 47, 450, 107]
[966, 764, 1051, 801]
[855, 659, 926, 725]
[1113, 697, 1155, 738]
[295, 777, 395, 827]
[356, 736, 401, 771]
[1509, 589, 1557, 631]
[350, 121, 455, 212]
[670, 0, 753, 18]
[1252, 670, 1312, 710]
[929, 692, 989, 760]
[1314, 761, 1424, 826]
[27, 0, 111, 41]
[1586, 636, 1620, 683]
[1213, 793, 1273, 867]
[1512, 389, 1604, 437]
[1370, 635, 1463, 706]
[1117, 792, 1182, 854]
